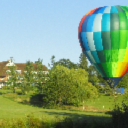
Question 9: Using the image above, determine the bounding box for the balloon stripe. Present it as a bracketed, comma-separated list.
[115, 62, 122, 77]
[120, 6, 128, 18]
[112, 62, 117, 76]
[110, 13, 120, 31]
[86, 14, 96, 32]
[78, 15, 87, 33]
[118, 49, 126, 62]
[119, 30, 128, 49]
[101, 31, 111, 50]
[93, 14, 102, 32]
[116, 6, 125, 12]
[123, 49, 128, 62]
[120, 62, 128, 76]
[93, 32, 103, 50]
[97, 63, 107, 76]
[78, 33, 85, 51]
[97, 6, 107, 14]
[93, 63, 105, 77]
[101, 13, 110, 31]
[93, 7, 102, 14]
[103, 6, 111, 13]
[118, 12, 128, 30]
[110, 6, 118, 13]
[78, 8, 99, 32]
[111, 49, 118, 62]
[81, 15, 90, 32]
[91, 51, 100, 63]
[97, 51, 106, 63]
[102, 62, 112, 77]
[110, 31, 120, 49]
[104, 50, 112, 62]
[86, 32, 96, 51]
[87, 8, 99, 15]
[86, 51, 96, 63]
[83, 51, 92, 63]
[81, 32, 90, 51]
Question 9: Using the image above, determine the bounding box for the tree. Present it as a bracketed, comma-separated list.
[43, 65, 98, 107]
[78, 52, 88, 71]
[51, 55, 56, 67]
[88, 65, 99, 87]
[35, 58, 46, 94]
[6, 58, 19, 93]
[117, 71, 128, 88]
[22, 61, 34, 94]
[56, 58, 78, 69]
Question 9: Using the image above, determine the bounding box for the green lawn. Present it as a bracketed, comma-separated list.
[84, 93, 124, 111]
[0, 89, 126, 126]
[0, 94, 111, 119]
[0, 89, 115, 125]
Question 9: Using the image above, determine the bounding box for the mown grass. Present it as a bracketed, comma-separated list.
[0, 89, 125, 127]
[84, 93, 124, 111]
[0, 89, 112, 119]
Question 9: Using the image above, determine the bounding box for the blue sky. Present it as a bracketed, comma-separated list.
[0, 0, 127, 68]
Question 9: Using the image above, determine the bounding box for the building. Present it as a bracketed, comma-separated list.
[0, 59, 49, 88]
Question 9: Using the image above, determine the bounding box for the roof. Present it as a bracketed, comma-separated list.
[0, 61, 48, 76]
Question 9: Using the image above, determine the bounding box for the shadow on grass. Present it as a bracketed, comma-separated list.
[21, 93, 45, 107]
[0, 91, 12, 95]
[38, 110, 112, 128]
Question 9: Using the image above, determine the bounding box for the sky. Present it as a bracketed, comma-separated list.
[0, 0, 127, 68]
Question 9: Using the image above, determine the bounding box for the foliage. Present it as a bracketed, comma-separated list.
[88, 64, 99, 87]
[1, 89, 128, 128]
[6, 64, 20, 93]
[111, 101, 128, 128]
[117, 71, 128, 88]
[55, 58, 78, 69]
[51, 55, 56, 67]
[78, 52, 88, 71]
[43, 65, 98, 107]
[21, 61, 34, 94]
[0, 115, 113, 128]
[49, 55, 78, 70]
[35, 58, 46, 94]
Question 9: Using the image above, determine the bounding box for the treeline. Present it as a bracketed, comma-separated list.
[5, 52, 128, 107]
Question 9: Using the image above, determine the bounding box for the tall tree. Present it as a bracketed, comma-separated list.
[35, 58, 46, 94]
[6, 58, 19, 93]
[6, 65, 19, 93]
[79, 52, 88, 71]
[51, 55, 56, 67]
[88, 65, 99, 87]
[22, 61, 34, 94]
[117, 71, 128, 88]
[56, 58, 78, 69]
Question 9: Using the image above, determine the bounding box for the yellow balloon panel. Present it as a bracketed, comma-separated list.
[115, 62, 122, 77]
[123, 49, 128, 62]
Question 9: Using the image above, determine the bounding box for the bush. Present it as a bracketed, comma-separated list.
[2, 86, 7, 90]
[0, 115, 113, 128]
[111, 102, 128, 128]
[43, 65, 98, 107]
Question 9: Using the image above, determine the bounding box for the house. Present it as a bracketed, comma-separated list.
[0, 59, 49, 88]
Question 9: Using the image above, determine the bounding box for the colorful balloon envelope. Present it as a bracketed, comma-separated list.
[78, 5, 128, 87]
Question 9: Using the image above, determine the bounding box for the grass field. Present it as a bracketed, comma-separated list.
[0, 89, 125, 127]
[85, 93, 124, 111]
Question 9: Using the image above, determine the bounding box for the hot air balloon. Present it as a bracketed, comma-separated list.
[78, 5, 128, 88]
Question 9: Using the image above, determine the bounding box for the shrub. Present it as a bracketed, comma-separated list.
[111, 102, 128, 128]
